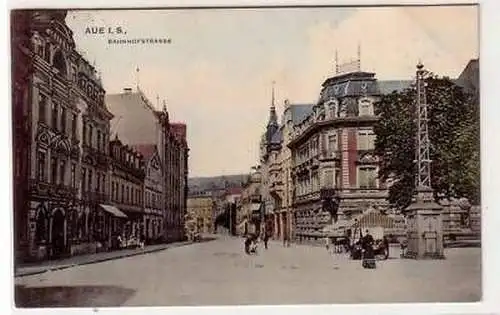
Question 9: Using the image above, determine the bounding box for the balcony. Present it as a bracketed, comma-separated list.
[82, 190, 109, 203]
[293, 191, 321, 204]
[28, 179, 78, 199]
[319, 150, 340, 161]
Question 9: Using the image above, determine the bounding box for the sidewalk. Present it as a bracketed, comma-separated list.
[14, 239, 208, 278]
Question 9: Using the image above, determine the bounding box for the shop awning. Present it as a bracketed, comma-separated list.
[100, 204, 128, 219]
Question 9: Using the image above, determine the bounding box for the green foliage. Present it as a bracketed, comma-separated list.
[374, 74, 480, 210]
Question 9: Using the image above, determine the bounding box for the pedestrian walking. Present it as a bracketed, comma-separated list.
[283, 234, 290, 247]
[263, 233, 269, 250]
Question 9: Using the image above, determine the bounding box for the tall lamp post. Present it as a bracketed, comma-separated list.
[403, 62, 445, 260]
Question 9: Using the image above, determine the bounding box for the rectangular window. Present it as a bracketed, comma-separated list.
[89, 126, 94, 148]
[59, 160, 65, 185]
[359, 99, 373, 116]
[50, 157, 57, 184]
[71, 163, 76, 188]
[359, 167, 377, 189]
[102, 134, 107, 154]
[126, 187, 129, 203]
[51, 102, 58, 131]
[121, 184, 124, 203]
[38, 94, 47, 123]
[60, 107, 67, 135]
[82, 167, 87, 192]
[37, 151, 46, 181]
[97, 130, 101, 152]
[96, 173, 101, 192]
[88, 169, 93, 192]
[324, 170, 334, 188]
[358, 129, 375, 151]
[328, 134, 337, 153]
[111, 182, 115, 201]
[71, 114, 77, 140]
[82, 123, 87, 145]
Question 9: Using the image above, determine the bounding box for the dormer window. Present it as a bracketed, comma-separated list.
[359, 98, 374, 116]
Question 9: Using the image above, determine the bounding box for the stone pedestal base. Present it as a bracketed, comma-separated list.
[403, 186, 445, 260]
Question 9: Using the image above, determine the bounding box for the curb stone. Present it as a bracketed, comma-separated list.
[15, 240, 197, 278]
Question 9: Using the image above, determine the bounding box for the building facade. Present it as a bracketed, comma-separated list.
[239, 167, 263, 235]
[106, 91, 188, 243]
[258, 89, 284, 239]
[288, 71, 389, 242]
[133, 144, 164, 243]
[109, 137, 145, 242]
[255, 69, 414, 244]
[186, 193, 215, 235]
[10, 10, 137, 261]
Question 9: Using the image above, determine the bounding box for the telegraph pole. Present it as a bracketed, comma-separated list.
[403, 61, 445, 260]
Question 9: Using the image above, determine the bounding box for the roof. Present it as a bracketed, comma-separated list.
[456, 59, 479, 96]
[225, 187, 243, 195]
[106, 90, 160, 145]
[318, 72, 379, 103]
[289, 104, 314, 125]
[377, 80, 413, 94]
[131, 144, 157, 160]
[270, 127, 283, 144]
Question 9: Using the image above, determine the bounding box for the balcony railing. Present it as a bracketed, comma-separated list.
[319, 150, 340, 161]
[28, 179, 78, 199]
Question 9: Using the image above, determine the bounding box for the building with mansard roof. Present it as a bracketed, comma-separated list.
[255, 68, 414, 244]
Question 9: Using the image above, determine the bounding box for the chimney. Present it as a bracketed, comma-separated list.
[123, 88, 132, 94]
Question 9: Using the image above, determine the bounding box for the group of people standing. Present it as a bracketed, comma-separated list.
[243, 225, 291, 255]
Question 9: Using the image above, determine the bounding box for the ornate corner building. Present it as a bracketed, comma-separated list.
[288, 71, 389, 242]
[11, 10, 189, 263]
[11, 10, 119, 261]
[257, 66, 413, 243]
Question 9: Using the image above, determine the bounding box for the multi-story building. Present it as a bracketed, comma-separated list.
[109, 137, 145, 241]
[288, 70, 391, 242]
[106, 90, 188, 243]
[132, 144, 164, 243]
[11, 10, 126, 262]
[259, 88, 283, 239]
[239, 167, 262, 235]
[170, 123, 189, 241]
[256, 64, 414, 243]
[186, 193, 215, 234]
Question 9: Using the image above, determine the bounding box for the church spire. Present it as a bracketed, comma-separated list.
[267, 81, 278, 127]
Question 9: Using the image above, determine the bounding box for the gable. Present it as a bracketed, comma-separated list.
[149, 149, 162, 171]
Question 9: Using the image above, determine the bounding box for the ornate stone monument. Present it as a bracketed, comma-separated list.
[403, 62, 445, 259]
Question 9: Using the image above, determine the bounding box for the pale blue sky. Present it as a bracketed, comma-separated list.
[66, 6, 478, 177]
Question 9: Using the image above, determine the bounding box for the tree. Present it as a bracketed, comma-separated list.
[374, 73, 480, 211]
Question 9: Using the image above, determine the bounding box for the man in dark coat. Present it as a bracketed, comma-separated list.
[362, 229, 375, 259]
[263, 232, 269, 250]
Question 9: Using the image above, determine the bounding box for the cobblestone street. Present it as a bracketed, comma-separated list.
[14, 236, 481, 307]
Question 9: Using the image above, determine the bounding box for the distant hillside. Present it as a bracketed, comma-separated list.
[188, 174, 248, 192]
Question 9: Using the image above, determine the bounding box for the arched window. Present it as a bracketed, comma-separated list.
[35, 208, 48, 244]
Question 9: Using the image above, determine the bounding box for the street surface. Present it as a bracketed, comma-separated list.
[15, 236, 481, 307]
